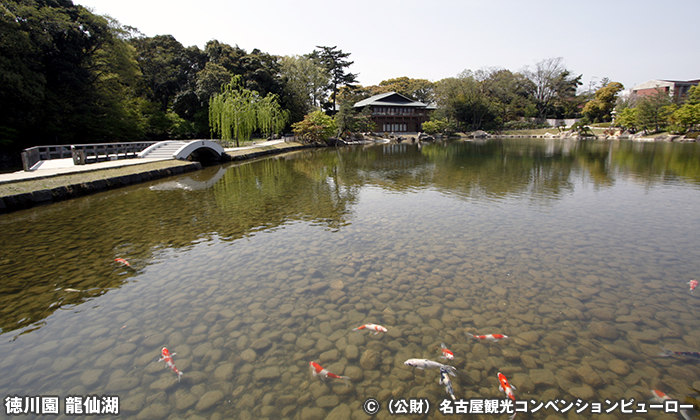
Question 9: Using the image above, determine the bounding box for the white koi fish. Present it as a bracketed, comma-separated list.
[352, 324, 387, 335]
[439, 367, 456, 400]
[404, 359, 457, 376]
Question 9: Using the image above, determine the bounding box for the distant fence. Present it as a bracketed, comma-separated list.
[21, 142, 156, 171]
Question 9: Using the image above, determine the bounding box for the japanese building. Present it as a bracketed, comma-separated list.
[353, 92, 435, 133]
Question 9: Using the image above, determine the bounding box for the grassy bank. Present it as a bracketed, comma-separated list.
[0, 160, 194, 197]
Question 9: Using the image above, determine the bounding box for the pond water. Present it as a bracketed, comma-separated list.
[1, 139, 700, 420]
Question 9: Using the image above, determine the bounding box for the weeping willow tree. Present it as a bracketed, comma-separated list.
[209, 76, 288, 147]
[257, 94, 290, 139]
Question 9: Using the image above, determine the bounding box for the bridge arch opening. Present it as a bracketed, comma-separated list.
[186, 147, 223, 165]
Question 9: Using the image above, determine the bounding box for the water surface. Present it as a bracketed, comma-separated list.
[1, 139, 700, 420]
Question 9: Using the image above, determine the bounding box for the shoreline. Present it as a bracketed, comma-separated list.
[0, 142, 311, 214]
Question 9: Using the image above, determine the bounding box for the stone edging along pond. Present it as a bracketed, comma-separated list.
[0, 143, 312, 214]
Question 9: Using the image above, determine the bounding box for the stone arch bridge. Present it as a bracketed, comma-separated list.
[138, 140, 225, 162]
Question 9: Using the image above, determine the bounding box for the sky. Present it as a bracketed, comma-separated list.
[76, 0, 699, 93]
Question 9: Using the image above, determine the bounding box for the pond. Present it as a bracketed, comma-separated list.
[1, 138, 700, 420]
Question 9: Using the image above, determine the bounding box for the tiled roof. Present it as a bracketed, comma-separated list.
[354, 92, 429, 108]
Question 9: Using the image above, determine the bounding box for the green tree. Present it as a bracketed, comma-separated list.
[209, 76, 287, 146]
[257, 93, 289, 139]
[376, 77, 435, 103]
[616, 107, 638, 132]
[355, 106, 376, 133]
[279, 55, 329, 118]
[0, 1, 147, 149]
[334, 99, 355, 137]
[583, 81, 624, 122]
[310, 46, 358, 112]
[636, 89, 673, 133]
[671, 103, 700, 133]
[130, 35, 194, 112]
[435, 71, 495, 131]
[480, 68, 533, 129]
[522, 57, 582, 120]
[292, 110, 337, 144]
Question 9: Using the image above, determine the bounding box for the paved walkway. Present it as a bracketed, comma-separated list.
[0, 140, 287, 185]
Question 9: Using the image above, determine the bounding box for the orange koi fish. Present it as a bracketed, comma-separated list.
[114, 258, 130, 266]
[158, 347, 183, 382]
[688, 279, 698, 294]
[439, 343, 454, 360]
[466, 332, 508, 342]
[309, 362, 350, 387]
[498, 372, 517, 420]
[650, 390, 691, 420]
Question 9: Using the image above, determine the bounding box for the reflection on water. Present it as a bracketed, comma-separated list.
[1, 139, 700, 419]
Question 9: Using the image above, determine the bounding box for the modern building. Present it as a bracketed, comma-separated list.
[631, 79, 699, 101]
[353, 92, 435, 133]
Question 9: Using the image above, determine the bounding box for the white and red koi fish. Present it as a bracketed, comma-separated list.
[158, 347, 183, 382]
[498, 372, 517, 420]
[352, 324, 387, 335]
[650, 389, 692, 420]
[404, 359, 457, 376]
[309, 362, 350, 387]
[439, 343, 454, 360]
[439, 367, 456, 400]
[114, 258, 130, 266]
[688, 279, 698, 294]
[466, 332, 508, 342]
[659, 347, 700, 359]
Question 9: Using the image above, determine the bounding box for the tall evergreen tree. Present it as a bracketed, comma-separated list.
[310, 46, 358, 113]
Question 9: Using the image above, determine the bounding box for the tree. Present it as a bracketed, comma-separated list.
[434, 71, 495, 131]
[209, 76, 287, 146]
[616, 107, 638, 132]
[257, 93, 289, 139]
[583, 81, 625, 122]
[376, 77, 435, 103]
[636, 89, 673, 133]
[292, 110, 337, 144]
[669, 85, 700, 133]
[0, 1, 147, 149]
[521, 57, 582, 120]
[354, 106, 376, 133]
[480, 68, 533, 129]
[279, 55, 329, 117]
[671, 104, 700, 133]
[310, 46, 358, 112]
[334, 99, 355, 137]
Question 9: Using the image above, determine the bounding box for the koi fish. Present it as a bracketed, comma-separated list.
[659, 347, 700, 359]
[439, 367, 456, 400]
[650, 389, 692, 420]
[404, 359, 457, 376]
[498, 372, 517, 420]
[439, 343, 454, 360]
[688, 279, 698, 294]
[352, 324, 387, 335]
[466, 332, 508, 342]
[309, 362, 350, 387]
[114, 258, 130, 266]
[158, 347, 183, 382]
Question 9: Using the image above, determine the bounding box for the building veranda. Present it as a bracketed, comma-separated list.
[353, 92, 435, 133]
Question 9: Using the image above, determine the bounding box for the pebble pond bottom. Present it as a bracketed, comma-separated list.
[0, 140, 699, 420]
